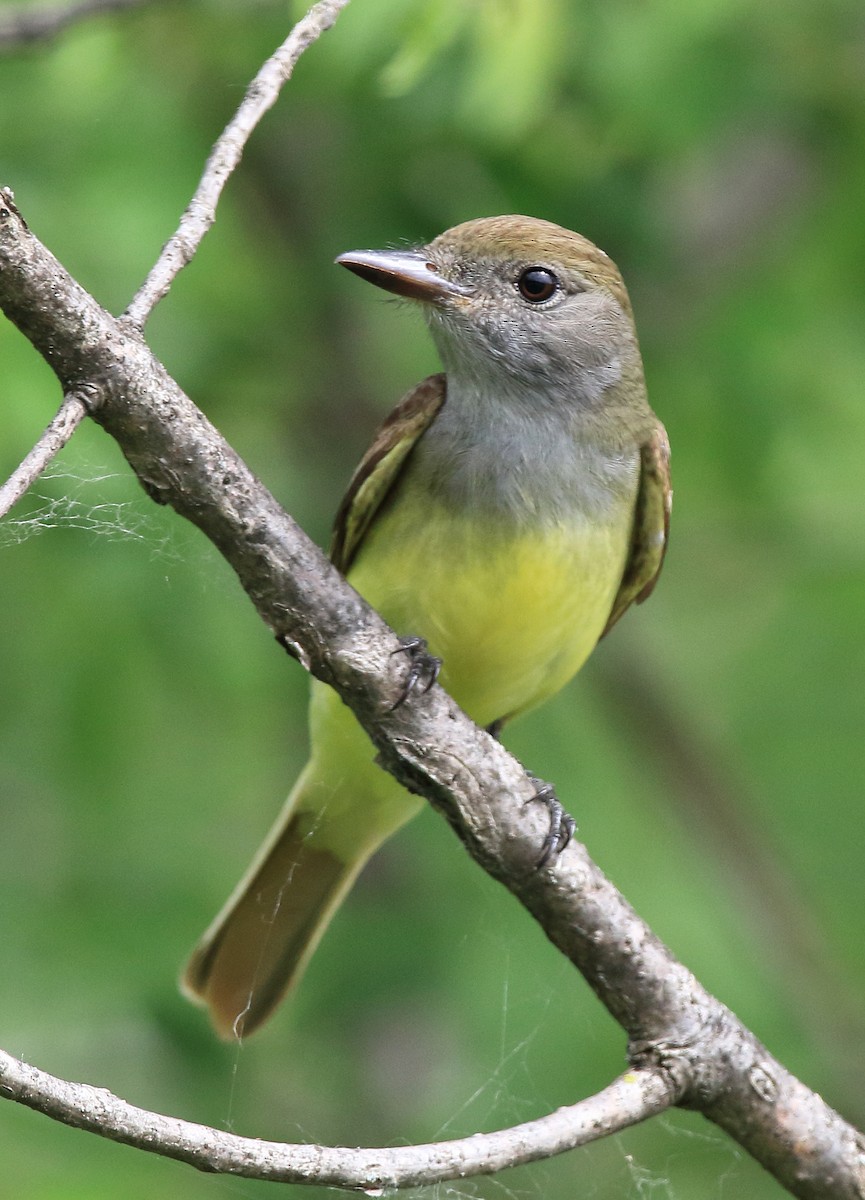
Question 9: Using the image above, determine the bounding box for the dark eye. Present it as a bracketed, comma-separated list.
[517, 267, 559, 303]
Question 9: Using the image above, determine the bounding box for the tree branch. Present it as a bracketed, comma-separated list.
[0, 0, 147, 50]
[0, 0, 349, 520]
[0, 1051, 673, 1187]
[0, 189, 863, 1197]
[0, 386, 90, 518]
[124, 0, 352, 328]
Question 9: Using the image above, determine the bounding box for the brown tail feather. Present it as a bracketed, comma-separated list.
[182, 814, 358, 1039]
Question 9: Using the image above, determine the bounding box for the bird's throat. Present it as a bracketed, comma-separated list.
[407, 374, 640, 527]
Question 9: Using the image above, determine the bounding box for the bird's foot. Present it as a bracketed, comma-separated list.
[390, 636, 442, 710]
[527, 776, 575, 868]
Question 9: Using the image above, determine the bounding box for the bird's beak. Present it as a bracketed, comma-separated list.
[336, 248, 470, 304]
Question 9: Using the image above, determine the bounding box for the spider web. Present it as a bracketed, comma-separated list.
[0, 462, 179, 557]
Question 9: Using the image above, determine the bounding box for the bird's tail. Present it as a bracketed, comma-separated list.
[181, 761, 376, 1040]
[184, 679, 423, 1038]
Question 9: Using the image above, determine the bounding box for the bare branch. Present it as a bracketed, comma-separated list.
[123, 0, 352, 328]
[0, 1050, 673, 1187]
[0, 0, 146, 50]
[0, 386, 90, 518]
[0, 0, 350, 513]
[1, 192, 864, 1200]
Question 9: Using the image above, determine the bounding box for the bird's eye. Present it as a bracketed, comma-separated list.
[517, 267, 559, 303]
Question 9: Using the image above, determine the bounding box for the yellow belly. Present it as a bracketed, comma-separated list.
[302, 489, 635, 858]
[347, 494, 634, 729]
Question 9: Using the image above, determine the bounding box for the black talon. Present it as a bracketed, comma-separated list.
[527, 776, 575, 868]
[390, 636, 441, 710]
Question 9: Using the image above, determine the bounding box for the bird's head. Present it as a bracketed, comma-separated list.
[337, 215, 641, 406]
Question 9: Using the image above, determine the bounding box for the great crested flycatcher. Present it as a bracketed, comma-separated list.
[183, 215, 671, 1038]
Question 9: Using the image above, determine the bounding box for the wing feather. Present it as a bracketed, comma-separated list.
[602, 423, 672, 637]
[330, 374, 447, 574]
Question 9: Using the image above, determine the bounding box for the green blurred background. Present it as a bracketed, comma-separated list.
[1, 0, 864, 1196]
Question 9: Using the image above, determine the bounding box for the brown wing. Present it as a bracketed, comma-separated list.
[330, 373, 447, 574]
[602, 422, 672, 637]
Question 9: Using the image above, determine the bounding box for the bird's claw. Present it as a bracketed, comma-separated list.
[527, 776, 575, 868]
[390, 636, 442, 710]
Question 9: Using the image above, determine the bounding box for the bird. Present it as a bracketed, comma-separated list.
[182, 215, 671, 1039]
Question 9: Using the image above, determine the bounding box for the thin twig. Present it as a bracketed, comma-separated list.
[0, 0, 348, 515]
[0, 389, 90, 518]
[0, 1050, 673, 1188]
[123, 0, 352, 328]
[0, 0, 146, 49]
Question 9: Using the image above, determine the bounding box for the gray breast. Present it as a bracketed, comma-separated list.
[412, 377, 640, 527]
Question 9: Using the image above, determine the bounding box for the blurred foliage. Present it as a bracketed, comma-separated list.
[1, 0, 864, 1196]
